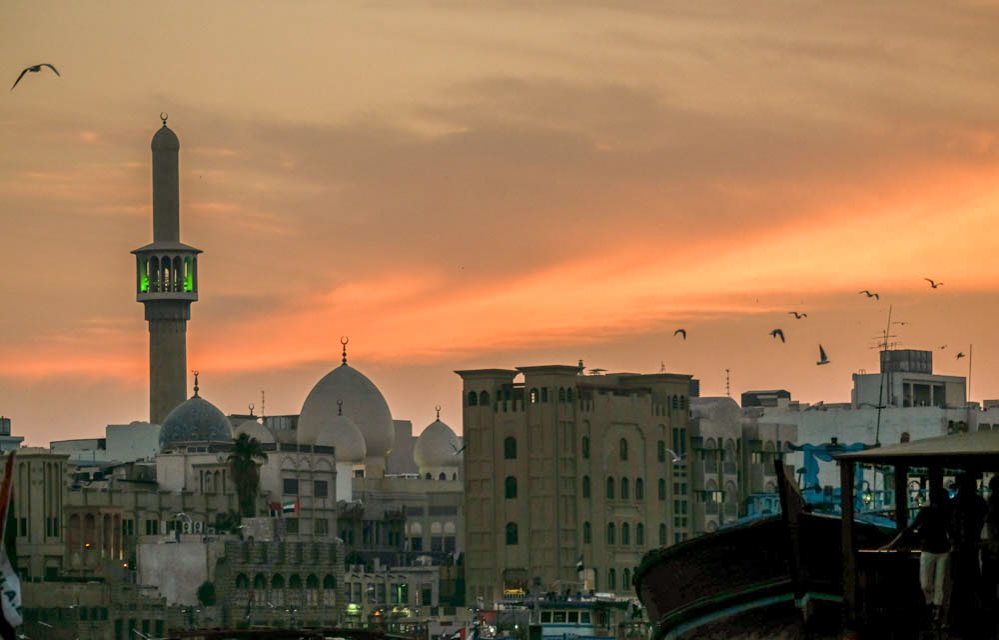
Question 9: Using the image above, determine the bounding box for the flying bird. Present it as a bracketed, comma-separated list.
[450, 441, 467, 455]
[939, 345, 947, 350]
[816, 344, 830, 365]
[858, 290, 879, 300]
[788, 312, 807, 319]
[10, 63, 60, 91]
[665, 448, 683, 463]
[956, 352, 965, 360]
[673, 329, 686, 340]
[770, 329, 785, 343]
[924, 278, 943, 289]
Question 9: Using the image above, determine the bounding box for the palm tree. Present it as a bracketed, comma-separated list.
[228, 433, 267, 518]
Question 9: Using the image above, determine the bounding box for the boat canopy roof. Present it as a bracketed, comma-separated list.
[834, 428, 999, 469]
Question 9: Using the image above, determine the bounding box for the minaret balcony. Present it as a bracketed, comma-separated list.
[133, 241, 202, 301]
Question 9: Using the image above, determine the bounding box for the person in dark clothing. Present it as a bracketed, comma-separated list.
[883, 486, 952, 623]
[981, 476, 999, 631]
[949, 472, 988, 636]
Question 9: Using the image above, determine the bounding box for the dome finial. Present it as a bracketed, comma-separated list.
[340, 336, 349, 365]
[191, 370, 200, 397]
[435, 404, 441, 420]
[160, 112, 168, 127]
[337, 399, 343, 416]
[248, 403, 255, 417]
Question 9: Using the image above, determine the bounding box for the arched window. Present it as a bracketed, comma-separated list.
[468, 391, 478, 406]
[582, 475, 591, 498]
[619, 438, 628, 461]
[452, 472, 457, 480]
[623, 568, 631, 588]
[306, 574, 319, 589]
[504, 437, 517, 459]
[582, 436, 590, 459]
[658, 479, 666, 500]
[236, 573, 250, 589]
[439, 472, 447, 480]
[540, 387, 548, 403]
[607, 523, 616, 545]
[608, 568, 616, 590]
[253, 573, 267, 589]
[680, 396, 687, 410]
[506, 522, 518, 545]
[622, 523, 630, 545]
[657, 440, 666, 462]
[636, 523, 645, 546]
[621, 477, 629, 499]
[635, 478, 644, 500]
[583, 522, 591, 544]
[425, 473, 432, 480]
[505, 476, 517, 499]
[606, 476, 615, 499]
[558, 387, 566, 403]
[659, 524, 667, 545]
[271, 574, 285, 589]
[289, 574, 303, 589]
[566, 388, 574, 403]
[480, 391, 490, 406]
[323, 575, 336, 590]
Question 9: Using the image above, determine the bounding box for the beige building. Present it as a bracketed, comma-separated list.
[456, 365, 695, 604]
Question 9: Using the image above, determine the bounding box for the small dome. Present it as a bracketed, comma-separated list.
[414, 419, 460, 472]
[151, 125, 179, 151]
[159, 395, 233, 448]
[299, 363, 394, 459]
[305, 413, 367, 463]
[235, 418, 274, 444]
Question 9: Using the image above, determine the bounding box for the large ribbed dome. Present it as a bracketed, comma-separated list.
[299, 363, 394, 459]
[414, 419, 460, 472]
[159, 395, 233, 448]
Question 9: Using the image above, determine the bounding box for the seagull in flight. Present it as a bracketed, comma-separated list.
[924, 278, 943, 289]
[858, 290, 879, 300]
[450, 441, 467, 455]
[665, 448, 683, 463]
[10, 63, 60, 91]
[770, 329, 785, 343]
[673, 329, 686, 340]
[816, 344, 830, 365]
[788, 311, 807, 319]
[956, 352, 966, 360]
[939, 345, 947, 350]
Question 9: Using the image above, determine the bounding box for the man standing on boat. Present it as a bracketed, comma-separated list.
[883, 486, 952, 625]
[949, 472, 988, 637]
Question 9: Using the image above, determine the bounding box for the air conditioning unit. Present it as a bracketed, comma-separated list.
[193, 521, 203, 533]
[183, 521, 192, 534]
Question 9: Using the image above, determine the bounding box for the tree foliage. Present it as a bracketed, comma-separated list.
[197, 581, 217, 607]
[228, 433, 267, 518]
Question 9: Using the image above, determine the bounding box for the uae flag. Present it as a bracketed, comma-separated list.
[0, 451, 22, 640]
[282, 499, 300, 514]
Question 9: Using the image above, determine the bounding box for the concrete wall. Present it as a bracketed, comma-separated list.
[106, 422, 161, 462]
[137, 536, 228, 605]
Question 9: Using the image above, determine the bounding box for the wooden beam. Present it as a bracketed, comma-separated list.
[840, 460, 857, 629]
[893, 464, 908, 533]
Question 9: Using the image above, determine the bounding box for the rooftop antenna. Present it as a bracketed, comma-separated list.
[725, 369, 730, 397]
[873, 305, 893, 447]
[968, 343, 973, 406]
[260, 390, 266, 418]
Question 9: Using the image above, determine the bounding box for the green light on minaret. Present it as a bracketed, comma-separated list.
[184, 257, 193, 292]
[140, 258, 149, 293]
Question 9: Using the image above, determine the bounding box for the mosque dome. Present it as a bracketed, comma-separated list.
[414, 418, 460, 472]
[159, 394, 233, 448]
[235, 417, 274, 444]
[299, 360, 394, 459]
[151, 124, 179, 151]
[303, 411, 367, 463]
[690, 397, 742, 425]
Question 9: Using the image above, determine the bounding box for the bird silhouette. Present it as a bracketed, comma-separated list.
[673, 329, 686, 340]
[939, 345, 947, 350]
[956, 352, 965, 360]
[924, 278, 943, 289]
[817, 344, 830, 365]
[10, 63, 60, 91]
[450, 441, 467, 455]
[665, 448, 683, 463]
[788, 312, 807, 319]
[858, 290, 879, 300]
[770, 329, 785, 343]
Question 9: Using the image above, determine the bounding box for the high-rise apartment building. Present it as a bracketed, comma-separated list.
[456, 365, 694, 605]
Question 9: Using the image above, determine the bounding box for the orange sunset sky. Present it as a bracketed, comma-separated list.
[3, 1, 999, 446]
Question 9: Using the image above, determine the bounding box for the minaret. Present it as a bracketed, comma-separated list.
[132, 114, 201, 424]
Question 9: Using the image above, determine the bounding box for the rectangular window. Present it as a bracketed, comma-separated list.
[391, 583, 400, 604]
[377, 583, 386, 603]
[314, 518, 328, 535]
[19, 518, 26, 537]
[581, 612, 591, 624]
[444, 536, 456, 553]
[352, 583, 362, 603]
[368, 584, 377, 603]
[314, 480, 328, 498]
[283, 478, 299, 495]
[285, 519, 299, 535]
[567, 611, 579, 623]
[411, 537, 423, 551]
[431, 536, 443, 553]
[541, 612, 552, 623]
[554, 611, 567, 623]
